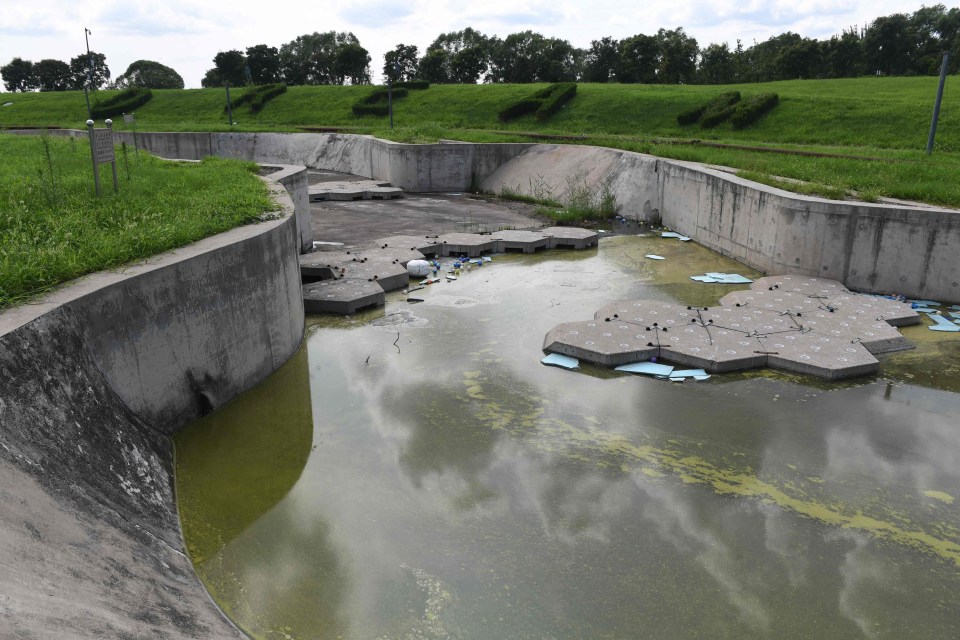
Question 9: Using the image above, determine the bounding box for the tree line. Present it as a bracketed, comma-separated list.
[1, 55, 184, 92]
[4, 4, 958, 93]
[200, 5, 959, 88]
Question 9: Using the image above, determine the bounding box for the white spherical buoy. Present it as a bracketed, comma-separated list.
[407, 259, 431, 277]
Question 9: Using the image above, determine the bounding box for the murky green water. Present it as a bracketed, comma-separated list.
[176, 237, 960, 640]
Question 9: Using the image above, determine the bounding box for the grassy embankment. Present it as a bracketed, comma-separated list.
[1, 77, 957, 207]
[0, 133, 275, 309]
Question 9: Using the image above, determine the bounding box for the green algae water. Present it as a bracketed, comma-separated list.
[176, 236, 960, 640]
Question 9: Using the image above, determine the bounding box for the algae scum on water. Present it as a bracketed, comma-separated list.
[176, 237, 960, 640]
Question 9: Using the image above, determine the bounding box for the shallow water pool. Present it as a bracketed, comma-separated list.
[176, 236, 960, 640]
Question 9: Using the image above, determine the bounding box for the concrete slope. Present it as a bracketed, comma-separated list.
[0, 177, 305, 637]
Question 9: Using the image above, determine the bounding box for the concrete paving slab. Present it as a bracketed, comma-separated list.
[308, 180, 402, 202]
[436, 233, 498, 257]
[492, 229, 549, 253]
[311, 193, 540, 248]
[541, 226, 600, 249]
[303, 279, 385, 314]
[373, 235, 442, 258]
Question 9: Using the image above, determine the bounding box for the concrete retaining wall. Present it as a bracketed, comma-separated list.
[0, 178, 303, 637]
[481, 144, 959, 302]
[99, 131, 534, 194]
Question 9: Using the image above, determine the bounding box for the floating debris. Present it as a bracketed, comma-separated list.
[645, 255, 666, 260]
[926, 313, 960, 332]
[690, 273, 754, 284]
[615, 362, 675, 377]
[407, 259, 432, 277]
[541, 353, 580, 370]
[668, 369, 712, 382]
[661, 231, 691, 241]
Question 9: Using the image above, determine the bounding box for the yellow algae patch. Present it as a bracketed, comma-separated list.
[924, 491, 956, 505]
[461, 374, 960, 566]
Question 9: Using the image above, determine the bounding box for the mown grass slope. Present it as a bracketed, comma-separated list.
[0, 133, 275, 308]
[2, 77, 957, 206]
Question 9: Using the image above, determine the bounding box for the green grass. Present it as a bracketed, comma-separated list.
[2, 77, 958, 207]
[0, 133, 275, 309]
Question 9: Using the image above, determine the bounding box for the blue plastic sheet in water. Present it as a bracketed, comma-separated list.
[541, 353, 581, 369]
[615, 362, 675, 377]
[926, 313, 960, 332]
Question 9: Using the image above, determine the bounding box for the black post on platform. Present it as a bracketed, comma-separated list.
[225, 83, 233, 127]
[83, 28, 93, 119]
[926, 52, 950, 155]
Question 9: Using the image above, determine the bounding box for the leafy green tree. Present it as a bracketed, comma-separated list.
[489, 32, 578, 83]
[115, 60, 184, 89]
[279, 32, 365, 85]
[698, 43, 735, 84]
[212, 50, 247, 86]
[582, 37, 620, 82]
[383, 44, 419, 82]
[938, 8, 960, 72]
[34, 59, 71, 91]
[69, 51, 109, 90]
[656, 28, 698, 84]
[1, 57, 36, 92]
[417, 49, 449, 83]
[864, 14, 914, 75]
[421, 28, 490, 84]
[245, 45, 282, 84]
[618, 34, 658, 83]
[774, 38, 822, 79]
[744, 32, 803, 82]
[822, 29, 864, 78]
[333, 42, 371, 85]
[910, 4, 945, 74]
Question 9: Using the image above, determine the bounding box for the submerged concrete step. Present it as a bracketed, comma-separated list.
[303, 279, 385, 314]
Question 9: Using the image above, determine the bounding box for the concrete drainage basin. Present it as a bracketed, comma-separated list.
[176, 236, 960, 640]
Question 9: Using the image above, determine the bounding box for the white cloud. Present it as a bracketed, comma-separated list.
[0, 0, 944, 88]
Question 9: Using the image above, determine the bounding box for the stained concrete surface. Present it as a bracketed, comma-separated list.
[308, 172, 542, 247]
[0, 176, 302, 638]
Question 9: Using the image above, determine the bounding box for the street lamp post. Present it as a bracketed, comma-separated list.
[83, 27, 92, 119]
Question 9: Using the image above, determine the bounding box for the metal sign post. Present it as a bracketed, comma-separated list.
[86, 119, 119, 196]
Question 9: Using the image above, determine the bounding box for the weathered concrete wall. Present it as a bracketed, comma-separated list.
[14, 128, 957, 299]
[0, 179, 303, 637]
[74, 130, 534, 193]
[481, 144, 959, 302]
[262, 164, 313, 253]
[658, 160, 960, 302]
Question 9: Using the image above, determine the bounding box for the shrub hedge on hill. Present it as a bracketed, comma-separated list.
[226, 84, 287, 113]
[676, 92, 740, 127]
[90, 88, 153, 119]
[676, 91, 778, 129]
[498, 82, 577, 122]
[351, 81, 429, 116]
[730, 93, 779, 129]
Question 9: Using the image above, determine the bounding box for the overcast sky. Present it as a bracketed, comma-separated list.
[2, 1, 954, 88]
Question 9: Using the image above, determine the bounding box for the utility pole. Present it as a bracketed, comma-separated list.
[84, 27, 92, 119]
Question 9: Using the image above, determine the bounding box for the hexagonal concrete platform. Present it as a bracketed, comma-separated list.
[308, 180, 404, 202]
[543, 276, 922, 379]
[301, 226, 601, 315]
